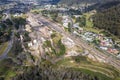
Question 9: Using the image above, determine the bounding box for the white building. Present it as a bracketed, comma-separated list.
[28, 42, 33, 47]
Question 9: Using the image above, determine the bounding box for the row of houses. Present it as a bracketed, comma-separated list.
[81, 31, 119, 55]
[62, 15, 120, 56]
[72, 16, 120, 55]
[0, 3, 16, 11]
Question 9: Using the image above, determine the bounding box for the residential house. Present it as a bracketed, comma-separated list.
[107, 48, 119, 54]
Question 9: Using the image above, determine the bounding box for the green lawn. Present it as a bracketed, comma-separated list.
[84, 12, 94, 27]
[83, 27, 104, 34]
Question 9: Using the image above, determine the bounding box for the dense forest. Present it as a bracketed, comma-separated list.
[86, 1, 120, 12]
[0, 19, 12, 44]
[58, 0, 116, 6]
[93, 4, 120, 38]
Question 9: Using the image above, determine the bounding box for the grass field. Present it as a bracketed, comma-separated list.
[0, 42, 8, 56]
[0, 59, 17, 80]
[84, 13, 94, 27]
[55, 56, 120, 80]
[83, 27, 103, 34]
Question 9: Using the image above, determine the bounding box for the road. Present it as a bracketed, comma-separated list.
[28, 13, 120, 71]
[0, 34, 13, 60]
[0, 11, 14, 60]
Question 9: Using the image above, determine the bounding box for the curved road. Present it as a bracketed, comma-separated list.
[0, 37, 13, 60]
[0, 11, 14, 60]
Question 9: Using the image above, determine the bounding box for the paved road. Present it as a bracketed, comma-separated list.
[28, 13, 120, 71]
[0, 11, 14, 60]
[0, 36, 13, 60]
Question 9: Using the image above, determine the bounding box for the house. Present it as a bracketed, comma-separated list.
[73, 23, 79, 28]
[63, 22, 69, 28]
[33, 39, 37, 44]
[74, 15, 82, 18]
[62, 16, 71, 28]
[77, 27, 84, 33]
[100, 38, 113, 47]
[73, 31, 80, 36]
[13, 13, 22, 17]
[100, 46, 108, 50]
[107, 48, 119, 54]
[45, 4, 52, 9]
[28, 42, 33, 47]
[117, 54, 120, 58]
[97, 34, 104, 40]
[82, 32, 96, 42]
[86, 37, 93, 42]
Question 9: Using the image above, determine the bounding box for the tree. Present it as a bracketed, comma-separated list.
[93, 4, 120, 38]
